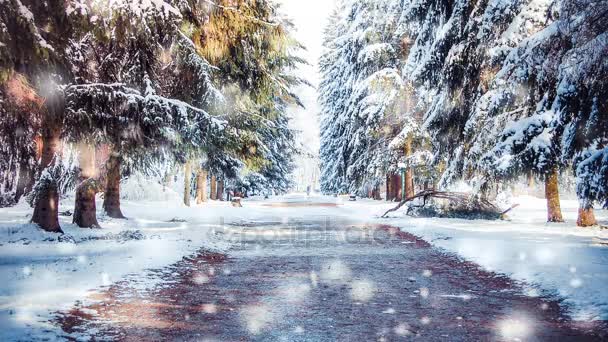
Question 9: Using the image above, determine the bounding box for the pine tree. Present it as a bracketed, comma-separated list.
[319, 0, 407, 195]
[0, 0, 86, 232]
[550, 0, 608, 226]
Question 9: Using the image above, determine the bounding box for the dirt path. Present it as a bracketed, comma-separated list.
[56, 217, 607, 341]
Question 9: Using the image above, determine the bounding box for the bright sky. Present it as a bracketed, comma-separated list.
[277, 0, 337, 156]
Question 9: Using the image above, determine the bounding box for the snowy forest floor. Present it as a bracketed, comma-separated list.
[1, 194, 607, 340]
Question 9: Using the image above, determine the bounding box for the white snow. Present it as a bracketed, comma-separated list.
[376, 194, 608, 321]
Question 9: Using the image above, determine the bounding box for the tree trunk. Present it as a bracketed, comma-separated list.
[210, 175, 217, 201]
[527, 171, 535, 188]
[77, 142, 96, 181]
[163, 166, 176, 192]
[40, 126, 62, 170]
[392, 174, 402, 202]
[196, 169, 208, 204]
[545, 168, 564, 222]
[15, 159, 34, 203]
[73, 179, 100, 228]
[217, 180, 225, 201]
[103, 152, 125, 218]
[31, 179, 62, 233]
[386, 174, 392, 201]
[404, 136, 415, 198]
[577, 206, 597, 227]
[184, 161, 192, 207]
[32, 119, 63, 232]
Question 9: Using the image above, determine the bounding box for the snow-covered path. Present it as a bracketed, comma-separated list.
[56, 206, 606, 341]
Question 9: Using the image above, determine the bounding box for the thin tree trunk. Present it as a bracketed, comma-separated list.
[210, 175, 217, 201]
[217, 180, 225, 201]
[527, 171, 535, 188]
[404, 136, 415, 198]
[545, 168, 564, 222]
[163, 170, 172, 192]
[184, 161, 191, 207]
[196, 169, 208, 204]
[73, 179, 100, 228]
[103, 152, 125, 218]
[386, 174, 391, 201]
[577, 206, 597, 227]
[32, 119, 62, 233]
[163, 165, 177, 192]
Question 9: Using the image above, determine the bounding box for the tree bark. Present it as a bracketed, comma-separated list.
[73, 179, 100, 228]
[386, 174, 391, 201]
[77, 142, 96, 181]
[103, 152, 125, 218]
[545, 168, 564, 222]
[196, 169, 208, 204]
[32, 116, 63, 232]
[40, 129, 61, 171]
[577, 206, 597, 227]
[184, 161, 192, 207]
[404, 136, 415, 198]
[210, 175, 217, 200]
[392, 174, 402, 202]
[31, 179, 62, 233]
[15, 159, 34, 203]
[217, 180, 225, 201]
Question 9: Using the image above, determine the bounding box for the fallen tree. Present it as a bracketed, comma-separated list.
[381, 190, 519, 220]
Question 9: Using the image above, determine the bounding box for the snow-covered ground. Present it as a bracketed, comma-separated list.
[0, 191, 360, 340]
[370, 196, 608, 321]
[0, 191, 606, 340]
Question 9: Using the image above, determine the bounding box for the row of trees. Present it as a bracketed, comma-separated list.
[319, 0, 607, 226]
[0, 0, 304, 232]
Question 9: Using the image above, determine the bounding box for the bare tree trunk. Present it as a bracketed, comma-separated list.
[577, 206, 597, 227]
[184, 161, 191, 207]
[210, 175, 217, 201]
[217, 180, 225, 201]
[404, 136, 415, 198]
[103, 152, 125, 218]
[32, 117, 62, 233]
[196, 169, 208, 204]
[73, 179, 100, 228]
[545, 168, 564, 222]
